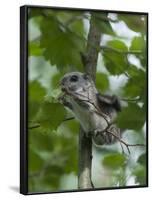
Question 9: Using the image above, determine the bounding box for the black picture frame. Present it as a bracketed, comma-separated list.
[20, 5, 148, 195]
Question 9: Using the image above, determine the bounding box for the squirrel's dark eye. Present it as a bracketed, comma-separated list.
[70, 75, 78, 82]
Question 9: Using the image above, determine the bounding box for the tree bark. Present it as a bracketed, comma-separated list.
[78, 13, 102, 189]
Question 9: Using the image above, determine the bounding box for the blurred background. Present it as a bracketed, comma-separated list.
[27, 7, 147, 193]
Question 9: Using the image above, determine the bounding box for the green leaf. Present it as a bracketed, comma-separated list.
[64, 119, 79, 135]
[29, 41, 43, 56]
[93, 13, 116, 36]
[127, 64, 140, 77]
[96, 73, 109, 92]
[107, 40, 128, 51]
[124, 80, 141, 98]
[29, 148, 43, 172]
[103, 51, 127, 75]
[42, 165, 64, 188]
[37, 101, 66, 131]
[102, 40, 128, 75]
[130, 36, 146, 69]
[29, 81, 46, 102]
[51, 73, 63, 88]
[68, 17, 85, 38]
[46, 89, 62, 103]
[40, 15, 84, 70]
[118, 14, 147, 33]
[102, 153, 126, 169]
[132, 165, 146, 185]
[137, 153, 147, 165]
[117, 103, 145, 130]
[28, 81, 46, 120]
[124, 69, 146, 98]
[28, 8, 43, 19]
[29, 129, 54, 151]
[130, 36, 145, 51]
[28, 101, 40, 120]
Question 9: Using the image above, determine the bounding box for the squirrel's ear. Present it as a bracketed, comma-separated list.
[83, 73, 90, 80]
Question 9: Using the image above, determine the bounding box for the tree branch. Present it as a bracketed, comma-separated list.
[106, 129, 145, 154]
[78, 12, 102, 189]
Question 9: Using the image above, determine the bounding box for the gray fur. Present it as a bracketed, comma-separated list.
[59, 72, 121, 144]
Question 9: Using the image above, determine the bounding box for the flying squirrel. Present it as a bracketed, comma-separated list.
[58, 71, 122, 146]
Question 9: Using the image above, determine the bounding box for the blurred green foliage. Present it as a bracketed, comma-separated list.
[27, 7, 147, 193]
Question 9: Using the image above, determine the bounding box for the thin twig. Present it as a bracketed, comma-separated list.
[28, 124, 40, 129]
[28, 117, 75, 130]
[62, 117, 75, 122]
[62, 90, 110, 125]
[106, 129, 145, 154]
[119, 141, 125, 154]
[120, 97, 140, 102]
[100, 45, 143, 55]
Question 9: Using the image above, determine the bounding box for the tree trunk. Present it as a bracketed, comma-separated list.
[78, 13, 102, 189]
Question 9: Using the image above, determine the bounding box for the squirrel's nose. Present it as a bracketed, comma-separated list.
[59, 79, 67, 92]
